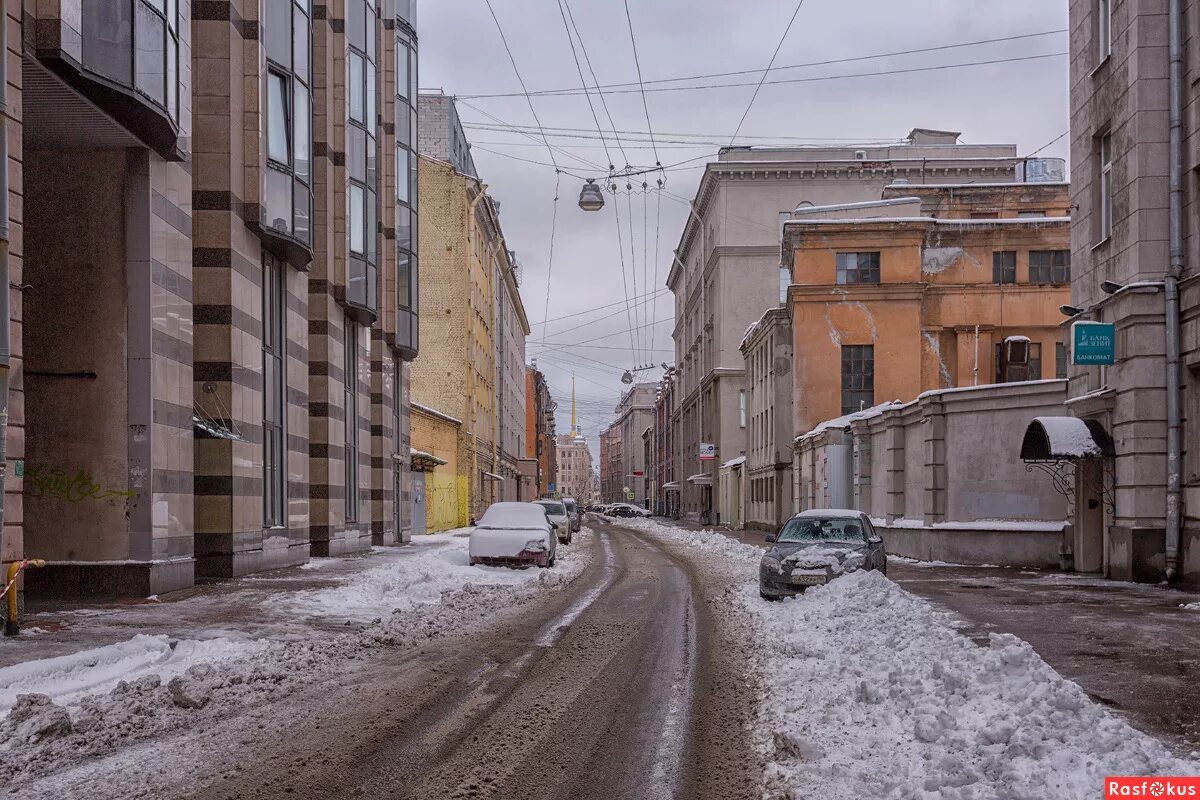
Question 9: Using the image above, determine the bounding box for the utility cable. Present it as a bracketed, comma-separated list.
[562, 0, 631, 167]
[622, 0, 660, 165]
[460, 52, 1070, 102]
[541, 171, 561, 347]
[457, 29, 1067, 99]
[730, 0, 806, 146]
[611, 186, 639, 364]
[556, 0, 613, 169]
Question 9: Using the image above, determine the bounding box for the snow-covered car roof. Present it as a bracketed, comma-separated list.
[794, 508, 866, 519]
[477, 502, 552, 530]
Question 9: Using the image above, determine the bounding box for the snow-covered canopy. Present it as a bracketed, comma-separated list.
[476, 502, 551, 531]
[1020, 417, 1115, 460]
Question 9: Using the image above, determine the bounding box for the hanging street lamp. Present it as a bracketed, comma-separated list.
[578, 178, 605, 212]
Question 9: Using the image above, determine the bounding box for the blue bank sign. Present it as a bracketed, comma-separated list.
[1072, 321, 1116, 365]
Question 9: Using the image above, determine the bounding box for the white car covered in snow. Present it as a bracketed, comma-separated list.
[469, 502, 558, 568]
[534, 499, 573, 545]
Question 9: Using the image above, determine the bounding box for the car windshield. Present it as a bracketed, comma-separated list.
[777, 517, 866, 544]
[537, 501, 566, 516]
[564, 501, 577, 513]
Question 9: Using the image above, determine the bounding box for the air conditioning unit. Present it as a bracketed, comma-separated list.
[854, 150, 867, 161]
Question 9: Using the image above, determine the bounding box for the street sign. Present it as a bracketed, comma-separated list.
[699, 443, 716, 460]
[1072, 321, 1115, 365]
[633, 470, 644, 477]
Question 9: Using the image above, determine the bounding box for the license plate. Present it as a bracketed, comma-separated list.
[790, 573, 827, 586]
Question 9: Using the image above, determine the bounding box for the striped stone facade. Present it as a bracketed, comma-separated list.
[1, 0, 419, 598]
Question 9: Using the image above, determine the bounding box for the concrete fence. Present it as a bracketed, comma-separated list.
[794, 380, 1070, 567]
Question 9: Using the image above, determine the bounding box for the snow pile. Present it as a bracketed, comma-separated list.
[619, 518, 764, 564]
[289, 531, 554, 621]
[751, 570, 1196, 799]
[1182, 602, 1200, 611]
[0, 634, 267, 714]
[0, 530, 595, 786]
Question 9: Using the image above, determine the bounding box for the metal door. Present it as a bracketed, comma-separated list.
[411, 471, 427, 537]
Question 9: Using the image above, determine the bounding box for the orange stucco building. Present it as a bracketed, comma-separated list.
[783, 182, 1072, 433]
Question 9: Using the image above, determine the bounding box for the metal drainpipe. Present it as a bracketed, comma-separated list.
[1166, 0, 1185, 580]
[0, 2, 13, 626]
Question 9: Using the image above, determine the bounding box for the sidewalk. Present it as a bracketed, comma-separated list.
[646, 515, 1200, 757]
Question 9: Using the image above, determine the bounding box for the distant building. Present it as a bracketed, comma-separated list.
[556, 435, 595, 503]
[739, 307, 794, 531]
[525, 366, 556, 498]
[668, 130, 1033, 525]
[654, 374, 678, 517]
[599, 424, 622, 503]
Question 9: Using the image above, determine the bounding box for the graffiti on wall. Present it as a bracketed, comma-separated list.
[23, 465, 136, 504]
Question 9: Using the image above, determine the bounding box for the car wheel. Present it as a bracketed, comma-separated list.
[759, 589, 777, 601]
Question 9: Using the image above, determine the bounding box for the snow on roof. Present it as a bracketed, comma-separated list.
[796, 401, 904, 443]
[411, 402, 463, 426]
[1004, 335, 1031, 343]
[784, 216, 1070, 228]
[916, 378, 1063, 402]
[722, 455, 747, 468]
[884, 181, 1070, 189]
[792, 197, 918, 215]
[1030, 416, 1108, 458]
[795, 508, 864, 518]
[477, 502, 550, 530]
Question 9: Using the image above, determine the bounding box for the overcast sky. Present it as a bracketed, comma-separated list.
[417, 0, 1070, 469]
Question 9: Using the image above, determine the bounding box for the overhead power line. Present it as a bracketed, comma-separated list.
[622, 0, 660, 165]
[455, 52, 1070, 101]
[532, 287, 670, 327]
[562, 0, 630, 167]
[455, 30, 1067, 100]
[555, 0, 612, 169]
[481, 0, 560, 171]
[730, 0, 807, 146]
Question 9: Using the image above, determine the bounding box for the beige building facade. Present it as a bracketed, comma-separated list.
[1066, 0, 1199, 584]
[413, 125, 528, 523]
[739, 307, 794, 530]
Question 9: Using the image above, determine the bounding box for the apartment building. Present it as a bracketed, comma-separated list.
[599, 424, 621, 503]
[525, 366, 556, 498]
[654, 374, 677, 517]
[739, 307, 794, 530]
[7, 1, 421, 598]
[1064, 0, 1199, 583]
[668, 130, 1029, 523]
[610, 384, 656, 508]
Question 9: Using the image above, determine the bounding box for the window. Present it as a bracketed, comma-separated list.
[263, 252, 286, 527]
[841, 345, 874, 415]
[264, 1, 313, 247]
[1098, 0, 1112, 63]
[992, 251, 1016, 284]
[267, 72, 291, 164]
[345, 320, 360, 522]
[1029, 250, 1071, 283]
[739, 390, 747, 428]
[346, 0, 379, 314]
[836, 252, 880, 285]
[1098, 133, 1113, 242]
[1056, 342, 1068, 379]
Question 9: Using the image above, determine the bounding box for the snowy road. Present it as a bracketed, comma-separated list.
[174, 522, 755, 800]
[4, 523, 758, 800]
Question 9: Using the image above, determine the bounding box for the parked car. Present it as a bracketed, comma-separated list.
[469, 502, 557, 568]
[758, 509, 886, 600]
[608, 502, 651, 519]
[534, 499, 573, 544]
[561, 497, 582, 532]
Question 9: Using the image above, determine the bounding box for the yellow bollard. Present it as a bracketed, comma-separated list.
[3, 559, 45, 636]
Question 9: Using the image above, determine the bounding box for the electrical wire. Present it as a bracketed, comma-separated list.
[533, 287, 670, 327]
[481, 0, 561, 172]
[626, 189, 642, 366]
[555, 0, 612, 169]
[562, 0, 630, 167]
[457, 52, 1070, 102]
[453, 29, 1067, 99]
[541, 171, 561, 347]
[651, 188, 663, 357]
[621, 0, 659, 165]
[611, 185, 638, 364]
[729, 0, 806, 146]
[455, 99, 603, 172]
[1026, 130, 1069, 158]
